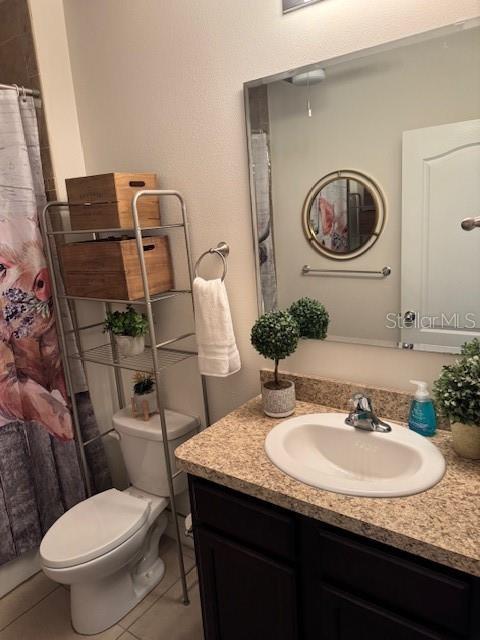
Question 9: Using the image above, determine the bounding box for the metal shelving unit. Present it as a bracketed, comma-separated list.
[70, 342, 196, 372]
[40, 190, 211, 606]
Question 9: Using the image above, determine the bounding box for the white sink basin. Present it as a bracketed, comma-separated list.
[265, 413, 446, 497]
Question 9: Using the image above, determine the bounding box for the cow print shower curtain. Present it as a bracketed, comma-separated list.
[0, 90, 111, 565]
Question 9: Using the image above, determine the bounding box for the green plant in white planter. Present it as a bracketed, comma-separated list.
[103, 305, 148, 357]
[132, 372, 156, 420]
[289, 297, 329, 340]
[433, 339, 480, 459]
[251, 310, 299, 418]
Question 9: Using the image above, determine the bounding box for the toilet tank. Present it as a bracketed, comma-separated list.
[113, 408, 199, 496]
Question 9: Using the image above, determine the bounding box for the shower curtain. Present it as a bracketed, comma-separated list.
[252, 132, 277, 312]
[0, 91, 110, 565]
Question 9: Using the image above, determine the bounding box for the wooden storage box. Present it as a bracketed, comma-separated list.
[60, 236, 174, 300]
[66, 172, 161, 231]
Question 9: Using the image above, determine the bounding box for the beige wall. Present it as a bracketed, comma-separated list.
[28, 0, 85, 198]
[268, 27, 480, 346]
[38, 0, 480, 423]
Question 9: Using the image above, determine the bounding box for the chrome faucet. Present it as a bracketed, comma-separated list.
[345, 393, 392, 433]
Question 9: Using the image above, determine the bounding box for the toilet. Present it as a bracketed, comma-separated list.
[40, 408, 199, 635]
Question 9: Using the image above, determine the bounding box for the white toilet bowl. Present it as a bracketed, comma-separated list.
[41, 487, 168, 635]
[40, 409, 199, 635]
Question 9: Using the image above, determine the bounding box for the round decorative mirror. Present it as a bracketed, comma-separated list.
[302, 170, 386, 260]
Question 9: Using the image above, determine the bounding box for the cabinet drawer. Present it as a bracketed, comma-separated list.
[319, 585, 453, 640]
[189, 476, 295, 561]
[303, 521, 471, 636]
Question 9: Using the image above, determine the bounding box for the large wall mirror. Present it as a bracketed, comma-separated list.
[245, 19, 480, 353]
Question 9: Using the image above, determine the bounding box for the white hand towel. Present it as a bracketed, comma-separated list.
[193, 277, 241, 377]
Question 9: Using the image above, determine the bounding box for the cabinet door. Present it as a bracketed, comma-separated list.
[195, 526, 298, 640]
[320, 586, 452, 640]
[301, 518, 474, 638]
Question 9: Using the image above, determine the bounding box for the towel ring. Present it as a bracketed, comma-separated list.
[194, 242, 229, 282]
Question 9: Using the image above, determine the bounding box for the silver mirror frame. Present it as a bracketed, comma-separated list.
[302, 169, 386, 261]
[283, 0, 323, 14]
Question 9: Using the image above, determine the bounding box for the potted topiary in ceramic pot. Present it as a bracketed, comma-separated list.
[132, 372, 156, 420]
[251, 310, 299, 418]
[103, 304, 148, 357]
[433, 338, 480, 459]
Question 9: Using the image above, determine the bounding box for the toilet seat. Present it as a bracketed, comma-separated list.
[40, 489, 150, 569]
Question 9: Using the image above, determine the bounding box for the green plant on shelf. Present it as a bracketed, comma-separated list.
[103, 304, 148, 337]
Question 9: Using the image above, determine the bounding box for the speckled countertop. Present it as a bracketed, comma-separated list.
[176, 398, 480, 577]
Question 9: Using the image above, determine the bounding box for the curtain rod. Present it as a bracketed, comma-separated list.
[0, 83, 41, 98]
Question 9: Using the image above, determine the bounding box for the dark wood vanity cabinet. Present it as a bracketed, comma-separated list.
[189, 475, 298, 640]
[194, 528, 297, 640]
[189, 476, 480, 640]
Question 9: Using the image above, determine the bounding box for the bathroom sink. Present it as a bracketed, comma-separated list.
[265, 413, 446, 497]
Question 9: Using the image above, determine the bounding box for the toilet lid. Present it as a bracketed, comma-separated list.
[113, 408, 199, 441]
[40, 489, 150, 569]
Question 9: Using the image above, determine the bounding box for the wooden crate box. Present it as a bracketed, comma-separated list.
[60, 236, 174, 300]
[66, 172, 161, 231]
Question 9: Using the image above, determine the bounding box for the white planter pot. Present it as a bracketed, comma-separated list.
[115, 335, 145, 357]
[133, 390, 157, 417]
[451, 422, 480, 459]
[262, 380, 296, 418]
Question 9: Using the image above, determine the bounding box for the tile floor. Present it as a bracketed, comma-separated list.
[0, 538, 203, 640]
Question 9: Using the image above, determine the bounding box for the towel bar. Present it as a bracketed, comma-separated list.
[302, 265, 391, 278]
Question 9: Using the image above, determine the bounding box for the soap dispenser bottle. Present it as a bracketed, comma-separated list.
[408, 380, 437, 437]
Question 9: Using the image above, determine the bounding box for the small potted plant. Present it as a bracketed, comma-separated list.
[132, 371, 156, 420]
[103, 304, 148, 357]
[289, 297, 329, 340]
[433, 339, 480, 459]
[251, 310, 299, 418]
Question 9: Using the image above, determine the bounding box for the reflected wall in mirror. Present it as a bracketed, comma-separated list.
[245, 20, 480, 353]
[303, 170, 385, 259]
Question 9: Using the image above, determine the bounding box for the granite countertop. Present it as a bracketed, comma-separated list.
[176, 398, 480, 577]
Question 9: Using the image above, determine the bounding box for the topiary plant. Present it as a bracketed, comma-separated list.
[461, 338, 480, 359]
[433, 351, 480, 426]
[133, 372, 155, 396]
[103, 304, 148, 337]
[251, 310, 299, 389]
[289, 297, 329, 340]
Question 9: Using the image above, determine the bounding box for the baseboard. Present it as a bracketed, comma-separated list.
[0, 549, 40, 598]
